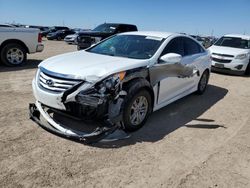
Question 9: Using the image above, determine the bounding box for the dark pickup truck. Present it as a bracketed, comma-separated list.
[76, 23, 138, 50]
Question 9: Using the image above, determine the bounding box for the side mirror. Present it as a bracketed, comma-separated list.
[159, 53, 182, 64]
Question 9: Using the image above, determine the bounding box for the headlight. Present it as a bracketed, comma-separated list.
[97, 71, 126, 93]
[235, 53, 247, 60]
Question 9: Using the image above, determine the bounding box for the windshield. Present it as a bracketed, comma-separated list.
[92, 24, 118, 33]
[87, 35, 164, 59]
[214, 37, 250, 49]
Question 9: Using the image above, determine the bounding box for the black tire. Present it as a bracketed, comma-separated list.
[196, 70, 209, 95]
[57, 36, 62, 40]
[0, 43, 27, 66]
[122, 81, 152, 132]
[245, 60, 250, 75]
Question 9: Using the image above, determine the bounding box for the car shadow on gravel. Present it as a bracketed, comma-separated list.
[0, 59, 41, 72]
[94, 84, 228, 148]
[49, 84, 228, 148]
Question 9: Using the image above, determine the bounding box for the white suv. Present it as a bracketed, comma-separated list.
[29, 31, 211, 143]
[209, 34, 250, 75]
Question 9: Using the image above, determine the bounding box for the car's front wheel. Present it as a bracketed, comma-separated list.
[196, 70, 209, 94]
[123, 88, 152, 132]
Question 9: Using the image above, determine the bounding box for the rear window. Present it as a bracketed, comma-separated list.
[215, 37, 250, 49]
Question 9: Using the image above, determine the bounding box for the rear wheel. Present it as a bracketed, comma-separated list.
[196, 70, 209, 95]
[0, 43, 27, 66]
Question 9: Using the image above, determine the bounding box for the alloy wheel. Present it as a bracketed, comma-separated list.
[129, 96, 149, 126]
[6, 48, 24, 64]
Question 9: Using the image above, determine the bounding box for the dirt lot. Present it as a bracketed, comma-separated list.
[0, 40, 250, 188]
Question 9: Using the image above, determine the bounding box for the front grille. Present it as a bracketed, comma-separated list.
[212, 57, 232, 63]
[39, 71, 82, 93]
[212, 53, 234, 58]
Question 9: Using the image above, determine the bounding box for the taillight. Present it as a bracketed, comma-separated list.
[38, 33, 42, 43]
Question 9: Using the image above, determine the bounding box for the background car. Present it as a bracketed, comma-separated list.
[64, 29, 89, 44]
[41, 26, 70, 37]
[47, 29, 75, 40]
[0, 24, 16, 28]
[76, 23, 138, 50]
[209, 34, 250, 75]
[190, 35, 213, 48]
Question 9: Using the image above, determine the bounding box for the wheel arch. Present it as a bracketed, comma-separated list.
[0, 39, 29, 54]
[122, 77, 155, 110]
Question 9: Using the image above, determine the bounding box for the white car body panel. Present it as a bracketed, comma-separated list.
[0, 27, 44, 53]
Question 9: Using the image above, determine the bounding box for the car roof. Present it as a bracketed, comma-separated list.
[119, 31, 176, 39]
[224, 34, 250, 40]
[102, 23, 136, 26]
[0, 24, 15, 27]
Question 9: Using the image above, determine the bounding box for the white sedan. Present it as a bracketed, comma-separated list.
[30, 31, 211, 143]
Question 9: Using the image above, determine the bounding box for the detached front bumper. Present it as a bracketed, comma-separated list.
[211, 66, 245, 75]
[29, 101, 121, 144]
[211, 58, 248, 75]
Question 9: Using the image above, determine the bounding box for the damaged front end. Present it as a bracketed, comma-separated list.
[29, 71, 129, 144]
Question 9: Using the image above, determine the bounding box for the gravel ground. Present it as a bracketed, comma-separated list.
[0, 40, 249, 188]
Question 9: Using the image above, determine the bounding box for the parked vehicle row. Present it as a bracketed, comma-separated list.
[41, 26, 70, 37]
[47, 29, 75, 40]
[190, 35, 216, 48]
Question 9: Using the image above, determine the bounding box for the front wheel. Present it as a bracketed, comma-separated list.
[196, 70, 209, 95]
[123, 89, 152, 132]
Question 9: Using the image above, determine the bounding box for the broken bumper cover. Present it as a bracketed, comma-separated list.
[29, 101, 120, 144]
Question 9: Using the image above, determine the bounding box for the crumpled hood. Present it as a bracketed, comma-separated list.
[39, 51, 149, 82]
[208, 45, 250, 56]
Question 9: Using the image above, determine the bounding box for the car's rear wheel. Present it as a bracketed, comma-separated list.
[196, 70, 209, 94]
[0, 43, 27, 66]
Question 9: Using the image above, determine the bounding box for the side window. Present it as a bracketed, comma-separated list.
[161, 37, 184, 56]
[184, 38, 204, 56]
[116, 25, 126, 33]
[127, 25, 137, 31]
